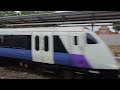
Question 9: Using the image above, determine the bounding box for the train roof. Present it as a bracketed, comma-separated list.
[0, 27, 90, 32]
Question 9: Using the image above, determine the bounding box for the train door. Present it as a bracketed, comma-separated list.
[32, 32, 54, 64]
[32, 32, 43, 62]
[42, 32, 54, 64]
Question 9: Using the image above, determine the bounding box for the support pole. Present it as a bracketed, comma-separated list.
[92, 23, 94, 31]
[92, 11, 94, 32]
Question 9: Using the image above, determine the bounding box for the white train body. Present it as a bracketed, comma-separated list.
[0, 27, 119, 71]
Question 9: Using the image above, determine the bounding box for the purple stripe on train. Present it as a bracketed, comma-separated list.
[70, 54, 92, 68]
[54, 52, 92, 69]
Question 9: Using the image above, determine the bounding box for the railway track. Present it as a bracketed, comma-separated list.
[0, 60, 61, 79]
[0, 59, 120, 79]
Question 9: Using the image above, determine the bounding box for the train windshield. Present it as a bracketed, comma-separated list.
[86, 33, 98, 44]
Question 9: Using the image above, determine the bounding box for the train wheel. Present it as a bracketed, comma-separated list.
[19, 62, 23, 67]
[24, 63, 28, 68]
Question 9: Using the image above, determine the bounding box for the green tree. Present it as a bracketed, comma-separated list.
[0, 11, 53, 17]
[20, 11, 37, 15]
[0, 11, 54, 17]
[20, 11, 53, 15]
[35, 11, 54, 14]
[112, 23, 120, 32]
[0, 11, 18, 17]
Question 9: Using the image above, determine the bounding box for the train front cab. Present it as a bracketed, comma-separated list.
[83, 32, 120, 79]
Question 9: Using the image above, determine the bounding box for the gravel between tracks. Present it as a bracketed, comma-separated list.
[0, 66, 58, 79]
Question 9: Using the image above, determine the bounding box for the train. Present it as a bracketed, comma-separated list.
[0, 26, 119, 79]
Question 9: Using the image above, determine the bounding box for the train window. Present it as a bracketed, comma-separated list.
[0, 35, 31, 50]
[12, 36, 28, 49]
[74, 36, 78, 45]
[54, 35, 67, 53]
[35, 36, 39, 51]
[87, 33, 97, 44]
[27, 36, 31, 50]
[0, 36, 5, 47]
[44, 36, 49, 51]
[4, 35, 13, 47]
[0, 35, 12, 48]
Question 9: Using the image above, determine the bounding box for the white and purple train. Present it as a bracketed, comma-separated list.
[0, 27, 119, 78]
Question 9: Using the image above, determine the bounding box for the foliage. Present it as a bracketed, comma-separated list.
[0, 11, 53, 17]
[0, 11, 18, 17]
[112, 23, 120, 32]
[20, 11, 53, 15]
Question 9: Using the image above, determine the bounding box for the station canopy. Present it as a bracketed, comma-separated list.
[0, 11, 120, 27]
